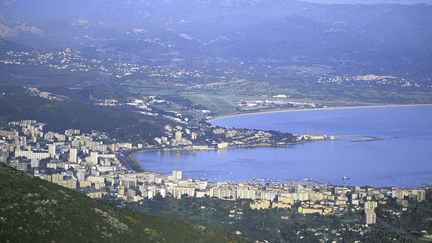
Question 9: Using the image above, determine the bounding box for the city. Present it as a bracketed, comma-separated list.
[1, 0, 432, 242]
[0, 120, 428, 238]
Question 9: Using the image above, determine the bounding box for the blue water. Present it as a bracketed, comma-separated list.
[136, 105, 432, 187]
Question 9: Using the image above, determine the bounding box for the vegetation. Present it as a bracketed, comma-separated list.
[0, 86, 172, 143]
[0, 163, 244, 243]
[126, 195, 432, 242]
[126, 196, 359, 242]
[375, 197, 432, 237]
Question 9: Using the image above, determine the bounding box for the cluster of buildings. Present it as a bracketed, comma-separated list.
[92, 93, 309, 151]
[317, 74, 421, 89]
[0, 120, 427, 227]
[0, 48, 207, 81]
[25, 87, 67, 101]
[238, 99, 322, 112]
[95, 96, 165, 112]
[153, 124, 198, 147]
[250, 184, 426, 226]
[153, 117, 302, 150]
[0, 120, 138, 194]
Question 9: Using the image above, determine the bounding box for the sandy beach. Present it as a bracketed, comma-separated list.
[210, 103, 432, 122]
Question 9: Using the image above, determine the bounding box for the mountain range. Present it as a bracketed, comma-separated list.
[0, 0, 431, 96]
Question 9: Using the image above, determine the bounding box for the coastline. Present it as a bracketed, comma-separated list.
[129, 102, 432, 185]
[129, 139, 330, 174]
[210, 103, 432, 122]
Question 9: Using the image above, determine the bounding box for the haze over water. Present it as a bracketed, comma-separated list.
[137, 105, 432, 187]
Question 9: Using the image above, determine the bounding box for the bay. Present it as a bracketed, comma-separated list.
[136, 105, 432, 187]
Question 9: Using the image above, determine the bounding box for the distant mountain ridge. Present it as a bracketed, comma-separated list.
[0, 0, 431, 82]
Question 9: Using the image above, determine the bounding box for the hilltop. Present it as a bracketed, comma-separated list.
[0, 163, 243, 243]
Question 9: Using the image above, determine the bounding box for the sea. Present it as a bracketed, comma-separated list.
[136, 105, 432, 187]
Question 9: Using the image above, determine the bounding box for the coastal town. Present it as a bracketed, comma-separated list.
[0, 119, 427, 233]
[1, 1, 432, 242]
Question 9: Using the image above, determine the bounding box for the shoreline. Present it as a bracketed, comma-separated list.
[129, 139, 330, 174]
[128, 102, 431, 187]
[210, 103, 432, 122]
[131, 103, 432, 172]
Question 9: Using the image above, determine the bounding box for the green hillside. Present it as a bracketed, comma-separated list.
[0, 85, 172, 143]
[0, 163, 243, 243]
